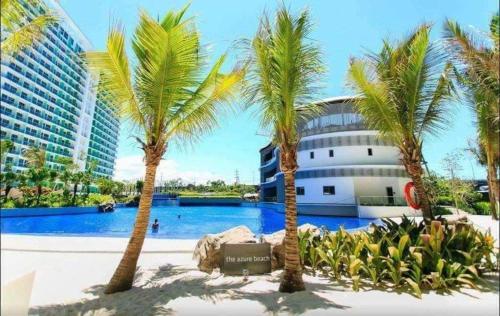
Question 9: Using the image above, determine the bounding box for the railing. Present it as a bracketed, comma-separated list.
[357, 196, 408, 206]
[264, 176, 276, 183]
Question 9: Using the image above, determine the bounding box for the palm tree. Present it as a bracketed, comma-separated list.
[241, 6, 324, 292]
[56, 156, 77, 199]
[23, 146, 49, 205]
[1, 163, 17, 196]
[444, 14, 499, 220]
[82, 160, 97, 199]
[347, 24, 456, 222]
[1, 0, 58, 55]
[70, 171, 84, 205]
[86, 5, 243, 294]
[135, 180, 144, 195]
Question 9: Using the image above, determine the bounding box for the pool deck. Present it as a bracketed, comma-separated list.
[1, 215, 499, 315]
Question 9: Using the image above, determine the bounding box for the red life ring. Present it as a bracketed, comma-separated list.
[404, 182, 420, 209]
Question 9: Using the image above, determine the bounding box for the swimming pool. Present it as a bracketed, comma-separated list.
[0, 206, 376, 239]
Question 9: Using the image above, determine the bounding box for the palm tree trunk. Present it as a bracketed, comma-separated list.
[36, 184, 42, 205]
[105, 155, 160, 294]
[402, 145, 433, 223]
[5, 185, 12, 197]
[405, 159, 433, 222]
[72, 184, 78, 205]
[485, 147, 499, 220]
[279, 147, 305, 293]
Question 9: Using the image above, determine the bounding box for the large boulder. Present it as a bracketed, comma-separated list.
[261, 224, 320, 270]
[193, 225, 256, 273]
[6, 188, 23, 200]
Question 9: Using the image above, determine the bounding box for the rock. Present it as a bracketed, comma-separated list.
[7, 188, 23, 200]
[193, 225, 256, 273]
[261, 224, 320, 270]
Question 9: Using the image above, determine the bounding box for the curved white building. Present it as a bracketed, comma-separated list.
[259, 96, 420, 218]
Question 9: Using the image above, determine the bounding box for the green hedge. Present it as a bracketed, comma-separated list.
[179, 195, 242, 199]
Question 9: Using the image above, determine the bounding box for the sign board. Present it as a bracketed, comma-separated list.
[221, 243, 272, 275]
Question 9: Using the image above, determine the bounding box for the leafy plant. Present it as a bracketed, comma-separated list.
[298, 216, 497, 298]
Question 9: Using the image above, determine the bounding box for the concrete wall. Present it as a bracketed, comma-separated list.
[0, 206, 99, 218]
[295, 177, 357, 204]
[298, 145, 401, 169]
[258, 202, 357, 216]
[358, 205, 422, 219]
[353, 176, 410, 198]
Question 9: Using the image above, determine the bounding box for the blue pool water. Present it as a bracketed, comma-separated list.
[0, 206, 375, 239]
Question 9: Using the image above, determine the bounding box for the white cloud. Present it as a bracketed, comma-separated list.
[113, 155, 227, 185]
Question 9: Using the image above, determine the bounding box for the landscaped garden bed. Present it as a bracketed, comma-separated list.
[297, 216, 498, 298]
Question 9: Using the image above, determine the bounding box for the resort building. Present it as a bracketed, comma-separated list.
[259, 96, 417, 218]
[0, 0, 119, 177]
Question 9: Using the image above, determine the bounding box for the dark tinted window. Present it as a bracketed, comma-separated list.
[323, 186, 335, 195]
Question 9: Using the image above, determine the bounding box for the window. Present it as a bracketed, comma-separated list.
[368, 148, 373, 156]
[329, 149, 334, 157]
[296, 187, 305, 196]
[310, 151, 314, 159]
[323, 186, 336, 195]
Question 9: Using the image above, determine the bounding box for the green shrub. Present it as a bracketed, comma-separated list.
[432, 206, 453, 215]
[179, 195, 242, 199]
[299, 216, 497, 298]
[178, 191, 241, 197]
[85, 193, 114, 206]
[472, 202, 491, 215]
[0, 199, 16, 208]
[436, 196, 454, 206]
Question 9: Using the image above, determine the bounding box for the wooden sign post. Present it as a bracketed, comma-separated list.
[221, 243, 272, 275]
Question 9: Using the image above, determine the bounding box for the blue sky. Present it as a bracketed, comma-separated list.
[58, 0, 498, 184]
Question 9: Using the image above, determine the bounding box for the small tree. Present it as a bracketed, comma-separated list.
[1, 163, 17, 196]
[135, 180, 144, 195]
[82, 160, 97, 200]
[23, 146, 49, 205]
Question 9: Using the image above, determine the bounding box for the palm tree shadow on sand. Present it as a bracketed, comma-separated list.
[30, 264, 351, 315]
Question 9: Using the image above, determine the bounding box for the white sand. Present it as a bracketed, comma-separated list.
[1, 215, 499, 316]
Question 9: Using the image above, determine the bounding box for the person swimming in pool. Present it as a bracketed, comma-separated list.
[152, 219, 159, 232]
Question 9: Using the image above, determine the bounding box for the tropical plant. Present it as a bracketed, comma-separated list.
[70, 171, 84, 205]
[0, 163, 17, 196]
[241, 5, 324, 293]
[0, 139, 14, 165]
[444, 14, 500, 220]
[23, 146, 50, 205]
[135, 180, 144, 195]
[298, 216, 497, 298]
[82, 160, 97, 199]
[56, 156, 78, 200]
[86, 5, 243, 293]
[1, 0, 58, 56]
[347, 24, 457, 222]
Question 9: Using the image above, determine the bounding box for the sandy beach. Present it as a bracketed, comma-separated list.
[1, 215, 499, 316]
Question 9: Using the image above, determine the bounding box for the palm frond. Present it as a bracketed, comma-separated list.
[88, 5, 243, 156]
[242, 6, 325, 146]
[166, 55, 245, 143]
[347, 23, 456, 148]
[22, 146, 46, 169]
[1, 0, 58, 56]
[86, 25, 143, 126]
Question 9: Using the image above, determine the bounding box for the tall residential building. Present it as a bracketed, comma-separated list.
[0, 0, 119, 178]
[259, 96, 418, 218]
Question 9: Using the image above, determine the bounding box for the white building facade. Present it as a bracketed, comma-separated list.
[0, 0, 119, 177]
[259, 96, 420, 218]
